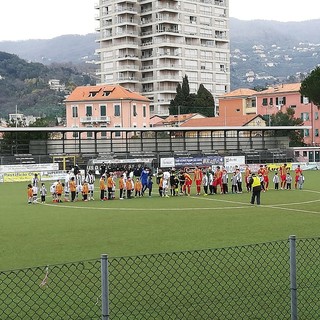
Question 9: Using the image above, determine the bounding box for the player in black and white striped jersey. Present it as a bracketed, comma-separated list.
[85, 170, 95, 200]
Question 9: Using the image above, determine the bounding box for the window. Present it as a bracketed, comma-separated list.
[189, 16, 197, 23]
[133, 104, 137, 117]
[100, 105, 106, 117]
[269, 98, 273, 105]
[114, 104, 120, 117]
[72, 106, 78, 118]
[315, 112, 319, 120]
[86, 105, 92, 117]
[300, 112, 310, 121]
[262, 98, 268, 106]
[294, 151, 300, 157]
[315, 129, 319, 137]
[303, 151, 307, 157]
[304, 129, 309, 137]
[276, 96, 286, 106]
[143, 105, 146, 118]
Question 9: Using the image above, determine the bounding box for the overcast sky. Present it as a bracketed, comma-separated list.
[0, 0, 319, 41]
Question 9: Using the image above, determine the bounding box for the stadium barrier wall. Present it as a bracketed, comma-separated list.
[1, 236, 320, 319]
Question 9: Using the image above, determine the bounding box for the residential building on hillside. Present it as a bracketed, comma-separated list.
[218, 83, 320, 145]
[95, 0, 230, 116]
[65, 84, 150, 139]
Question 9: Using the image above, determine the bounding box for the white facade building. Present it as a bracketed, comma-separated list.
[95, 0, 230, 116]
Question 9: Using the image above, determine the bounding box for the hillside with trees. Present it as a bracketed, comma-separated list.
[0, 52, 96, 119]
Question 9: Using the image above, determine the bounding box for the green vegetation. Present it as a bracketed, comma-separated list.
[300, 66, 320, 108]
[0, 51, 96, 118]
[270, 107, 305, 146]
[169, 75, 215, 116]
[1, 170, 320, 271]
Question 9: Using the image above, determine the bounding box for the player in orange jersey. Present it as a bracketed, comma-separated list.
[279, 163, 287, 189]
[194, 166, 203, 195]
[69, 177, 77, 202]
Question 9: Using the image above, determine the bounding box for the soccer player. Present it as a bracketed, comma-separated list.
[86, 170, 95, 200]
[106, 173, 115, 200]
[100, 175, 106, 200]
[263, 165, 269, 191]
[82, 182, 89, 201]
[244, 165, 251, 192]
[279, 163, 287, 189]
[27, 184, 33, 204]
[126, 177, 133, 199]
[183, 171, 192, 196]
[194, 166, 203, 196]
[75, 172, 83, 200]
[69, 177, 76, 202]
[134, 178, 142, 197]
[214, 166, 223, 193]
[294, 165, 303, 189]
[56, 180, 63, 203]
[140, 167, 150, 196]
[118, 174, 125, 200]
[40, 183, 47, 203]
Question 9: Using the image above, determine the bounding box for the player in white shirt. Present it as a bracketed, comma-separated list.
[85, 170, 95, 200]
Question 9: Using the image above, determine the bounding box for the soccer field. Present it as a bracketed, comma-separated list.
[1, 170, 320, 271]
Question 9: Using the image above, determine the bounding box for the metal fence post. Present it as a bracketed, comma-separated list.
[101, 254, 110, 320]
[289, 235, 298, 320]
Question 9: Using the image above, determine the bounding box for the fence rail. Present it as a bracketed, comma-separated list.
[1, 236, 320, 319]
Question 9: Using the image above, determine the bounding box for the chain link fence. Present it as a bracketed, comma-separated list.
[1, 236, 320, 319]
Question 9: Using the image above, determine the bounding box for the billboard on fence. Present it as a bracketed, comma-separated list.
[223, 156, 246, 173]
[0, 163, 58, 174]
[4, 172, 40, 183]
[160, 156, 224, 169]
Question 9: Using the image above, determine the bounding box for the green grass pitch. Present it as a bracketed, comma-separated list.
[1, 170, 320, 271]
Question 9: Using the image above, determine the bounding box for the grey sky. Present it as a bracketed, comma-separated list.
[0, 0, 319, 41]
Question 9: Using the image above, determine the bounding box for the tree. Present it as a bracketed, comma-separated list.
[169, 76, 191, 115]
[169, 76, 215, 116]
[270, 107, 305, 147]
[300, 66, 320, 108]
[194, 84, 215, 117]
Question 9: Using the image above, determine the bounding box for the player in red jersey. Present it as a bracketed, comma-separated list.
[294, 164, 302, 189]
[194, 166, 203, 195]
[279, 163, 287, 189]
[263, 165, 269, 190]
[183, 171, 193, 196]
[214, 166, 223, 193]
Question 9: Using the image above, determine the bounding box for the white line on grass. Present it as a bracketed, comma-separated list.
[41, 189, 320, 214]
[42, 202, 251, 211]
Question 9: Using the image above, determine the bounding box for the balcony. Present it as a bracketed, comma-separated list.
[80, 116, 111, 124]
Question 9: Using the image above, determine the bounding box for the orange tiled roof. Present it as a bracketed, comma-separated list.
[256, 83, 301, 95]
[163, 113, 201, 123]
[180, 114, 262, 127]
[65, 84, 150, 102]
[222, 88, 258, 98]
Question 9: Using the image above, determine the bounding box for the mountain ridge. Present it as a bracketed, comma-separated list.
[0, 18, 320, 89]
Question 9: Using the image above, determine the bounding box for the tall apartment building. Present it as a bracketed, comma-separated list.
[95, 0, 230, 116]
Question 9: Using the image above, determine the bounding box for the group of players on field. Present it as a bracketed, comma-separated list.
[27, 163, 304, 204]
